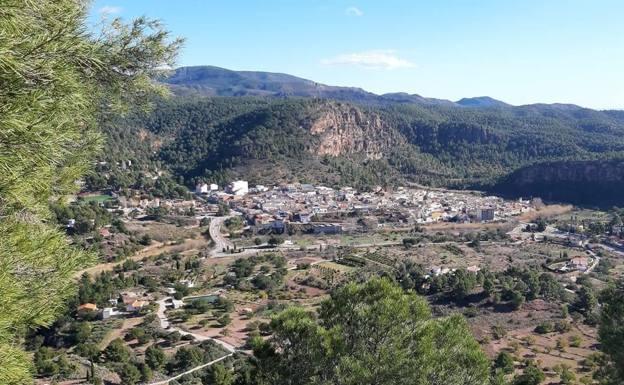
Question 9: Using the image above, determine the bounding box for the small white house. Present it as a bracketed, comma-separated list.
[196, 183, 209, 194]
[210, 183, 219, 191]
[102, 307, 121, 320]
[171, 299, 185, 309]
[229, 180, 249, 196]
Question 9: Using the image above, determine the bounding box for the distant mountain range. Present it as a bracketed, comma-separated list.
[96, 65, 624, 207]
[163, 65, 529, 109]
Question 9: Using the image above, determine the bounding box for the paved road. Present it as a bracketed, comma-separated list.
[147, 353, 233, 385]
[155, 297, 236, 353]
[584, 249, 600, 275]
[208, 215, 235, 256]
[596, 242, 624, 257]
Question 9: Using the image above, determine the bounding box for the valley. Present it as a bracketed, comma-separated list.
[8, 2, 624, 385]
[30, 66, 624, 385]
[32, 176, 624, 385]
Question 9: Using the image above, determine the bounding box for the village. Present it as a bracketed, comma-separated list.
[38, 178, 624, 385]
[195, 180, 535, 226]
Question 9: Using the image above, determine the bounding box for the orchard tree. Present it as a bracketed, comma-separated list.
[0, 1, 181, 383]
[252, 278, 490, 385]
[598, 279, 624, 383]
[145, 345, 167, 371]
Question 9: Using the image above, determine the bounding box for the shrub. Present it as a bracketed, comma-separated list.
[534, 322, 554, 334]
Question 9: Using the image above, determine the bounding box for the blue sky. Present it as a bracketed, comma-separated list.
[90, 0, 624, 109]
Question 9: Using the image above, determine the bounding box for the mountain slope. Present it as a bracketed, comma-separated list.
[493, 159, 624, 207]
[94, 65, 624, 204]
[456, 96, 510, 108]
[101, 94, 624, 198]
[164, 66, 467, 106]
[163, 65, 381, 103]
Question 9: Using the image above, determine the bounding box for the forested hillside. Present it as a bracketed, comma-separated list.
[494, 159, 624, 207]
[100, 93, 624, 199]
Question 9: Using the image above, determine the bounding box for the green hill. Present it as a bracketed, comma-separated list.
[98, 92, 624, 204]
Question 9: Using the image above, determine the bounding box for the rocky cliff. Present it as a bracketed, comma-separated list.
[307, 103, 404, 159]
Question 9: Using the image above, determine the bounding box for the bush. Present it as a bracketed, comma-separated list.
[145, 345, 167, 371]
[268, 236, 284, 246]
[104, 339, 131, 363]
[118, 363, 141, 385]
[491, 324, 507, 340]
[218, 314, 231, 327]
[513, 364, 544, 385]
[554, 320, 571, 333]
[556, 337, 568, 351]
[569, 335, 582, 348]
[494, 351, 515, 374]
[534, 322, 554, 334]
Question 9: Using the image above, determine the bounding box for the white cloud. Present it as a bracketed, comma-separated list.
[98, 5, 122, 15]
[321, 50, 415, 70]
[345, 6, 364, 17]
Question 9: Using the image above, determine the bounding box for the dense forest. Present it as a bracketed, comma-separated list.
[493, 159, 624, 207]
[98, 93, 624, 203]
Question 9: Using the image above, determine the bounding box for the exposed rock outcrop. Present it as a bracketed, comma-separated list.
[306, 103, 403, 159]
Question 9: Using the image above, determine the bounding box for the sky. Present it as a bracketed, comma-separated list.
[90, 0, 624, 109]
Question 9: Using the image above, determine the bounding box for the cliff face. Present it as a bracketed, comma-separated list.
[494, 159, 624, 207]
[306, 103, 403, 159]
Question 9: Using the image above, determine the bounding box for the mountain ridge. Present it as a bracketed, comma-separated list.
[163, 65, 619, 112]
[93, 65, 624, 206]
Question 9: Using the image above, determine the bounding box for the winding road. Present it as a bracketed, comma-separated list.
[149, 296, 237, 384]
[147, 353, 233, 385]
[208, 215, 235, 256]
[155, 296, 236, 353]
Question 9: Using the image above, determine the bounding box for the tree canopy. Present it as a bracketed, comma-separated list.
[598, 279, 624, 384]
[0, 1, 180, 383]
[251, 278, 490, 385]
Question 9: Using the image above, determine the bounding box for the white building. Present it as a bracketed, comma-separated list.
[229, 180, 249, 196]
[196, 183, 209, 194]
[210, 183, 219, 191]
[102, 307, 122, 320]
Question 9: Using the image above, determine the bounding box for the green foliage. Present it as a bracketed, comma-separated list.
[512, 364, 544, 385]
[118, 362, 141, 385]
[225, 216, 245, 231]
[208, 363, 235, 385]
[102, 90, 624, 196]
[33, 347, 75, 379]
[253, 277, 489, 385]
[145, 345, 167, 371]
[448, 268, 478, 301]
[534, 322, 554, 334]
[0, 1, 180, 383]
[554, 364, 576, 385]
[104, 338, 132, 363]
[169, 345, 205, 372]
[575, 285, 598, 318]
[598, 279, 624, 383]
[268, 235, 285, 246]
[494, 351, 515, 374]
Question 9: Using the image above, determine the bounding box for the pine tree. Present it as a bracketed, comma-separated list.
[0, 1, 181, 383]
